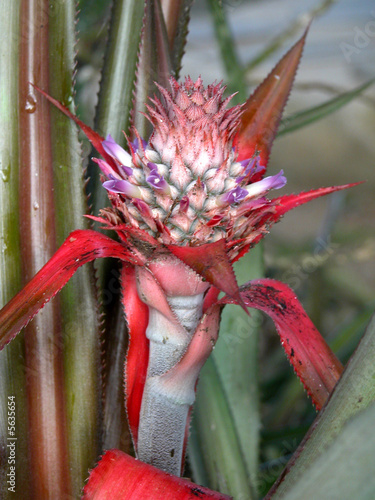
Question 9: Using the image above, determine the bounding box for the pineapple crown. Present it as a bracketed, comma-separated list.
[95, 77, 286, 249]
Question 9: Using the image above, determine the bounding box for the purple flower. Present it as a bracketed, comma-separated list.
[102, 179, 142, 199]
[240, 158, 256, 174]
[221, 186, 249, 205]
[242, 155, 265, 176]
[103, 134, 133, 173]
[120, 165, 134, 177]
[236, 156, 265, 184]
[245, 170, 287, 198]
[146, 163, 170, 194]
[147, 162, 158, 172]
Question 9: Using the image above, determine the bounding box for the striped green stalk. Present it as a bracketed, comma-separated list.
[48, 0, 102, 496]
[18, 0, 70, 495]
[0, 2, 30, 498]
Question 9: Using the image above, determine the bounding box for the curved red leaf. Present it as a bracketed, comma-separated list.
[122, 264, 150, 450]
[234, 29, 308, 167]
[273, 182, 363, 218]
[0, 230, 141, 349]
[83, 449, 232, 500]
[231, 182, 360, 264]
[167, 239, 246, 311]
[220, 279, 343, 410]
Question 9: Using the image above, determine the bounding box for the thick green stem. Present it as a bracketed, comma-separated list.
[0, 1, 31, 498]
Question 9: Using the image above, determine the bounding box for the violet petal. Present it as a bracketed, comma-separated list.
[221, 186, 249, 205]
[240, 155, 265, 177]
[240, 158, 255, 175]
[131, 137, 147, 152]
[121, 165, 133, 177]
[102, 179, 142, 198]
[147, 162, 158, 172]
[146, 167, 170, 194]
[103, 134, 132, 168]
[245, 170, 287, 198]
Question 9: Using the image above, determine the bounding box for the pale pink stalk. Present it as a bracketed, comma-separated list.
[136, 254, 214, 474]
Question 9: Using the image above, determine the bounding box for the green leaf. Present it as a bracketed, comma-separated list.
[278, 79, 375, 136]
[205, 0, 247, 101]
[189, 356, 255, 500]
[187, 422, 210, 487]
[102, 299, 131, 452]
[269, 312, 375, 498]
[95, 0, 145, 138]
[90, 0, 146, 219]
[330, 305, 374, 363]
[280, 402, 375, 500]
[211, 246, 263, 491]
[0, 1, 30, 498]
[48, 0, 102, 494]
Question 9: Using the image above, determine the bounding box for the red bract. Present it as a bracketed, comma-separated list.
[0, 230, 142, 349]
[0, 30, 357, 485]
[233, 28, 309, 168]
[220, 279, 343, 409]
[83, 449, 232, 499]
